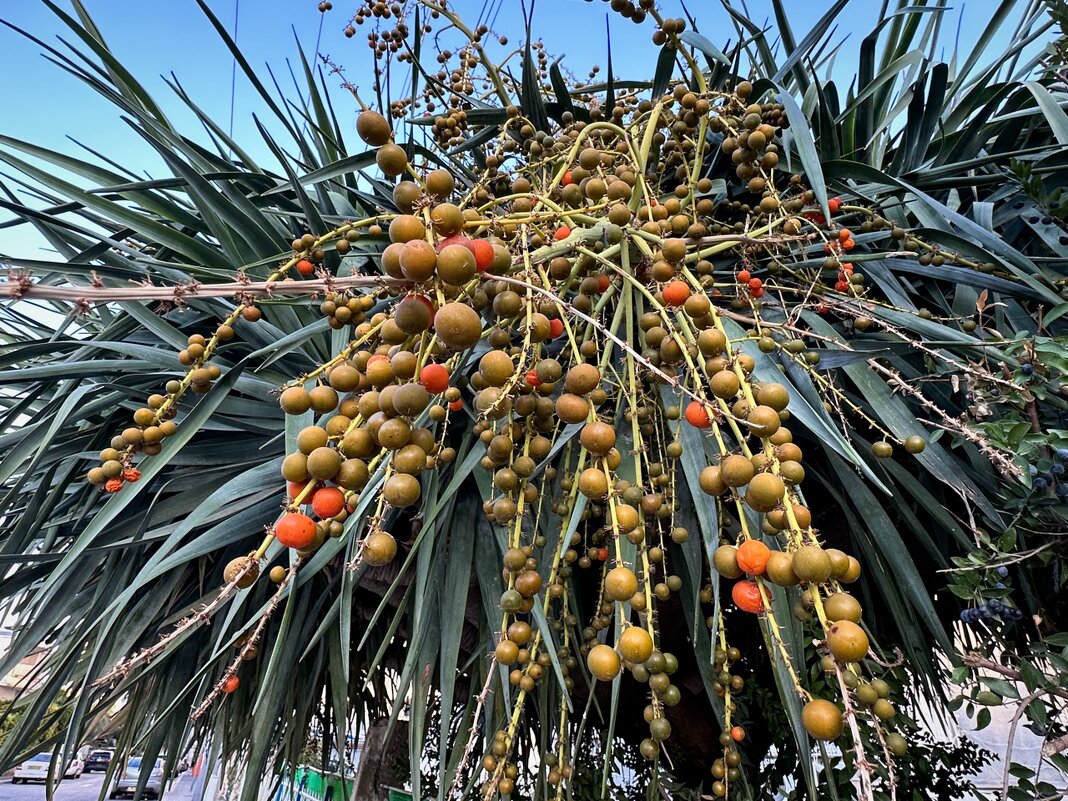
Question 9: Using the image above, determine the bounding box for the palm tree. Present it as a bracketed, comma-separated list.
[1, 1, 1066, 799]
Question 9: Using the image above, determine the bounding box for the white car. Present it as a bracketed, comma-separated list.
[12, 751, 84, 782]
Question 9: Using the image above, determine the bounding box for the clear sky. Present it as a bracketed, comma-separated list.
[0, 0, 1038, 258]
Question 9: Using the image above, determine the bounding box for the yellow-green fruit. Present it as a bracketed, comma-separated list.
[364, 531, 398, 565]
[437, 243, 476, 285]
[802, 699, 843, 741]
[224, 557, 259, 589]
[713, 545, 743, 579]
[606, 566, 639, 601]
[744, 472, 785, 512]
[619, 627, 654, 663]
[297, 425, 329, 455]
[824, 592, 862, 623]
[587, 644, 621, 681]
[710, 370, 740, 399]
[904, 435, 926, 454]
[826, 620, 870, 663]
[578, 467, 609, 498]
[269, 566, 286, 583]
[886, 732, 907, 756]
[425, 168, 455, 197]
[434, 302, 483, 350]
[873, 699, 896, 720]
[792, 545, 833, 583]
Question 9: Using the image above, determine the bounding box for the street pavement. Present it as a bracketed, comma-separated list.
[0, 772, 194, 801]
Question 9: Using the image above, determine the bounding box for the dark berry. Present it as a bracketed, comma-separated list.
[1057, 447, 1068, 462]
[1021, 363, 1033, 376]
[1029, 464, 1039, 477]
[1051, 463, 1065, 476]
[995, 566, 1008, 578]
[1034, 477, 1049, 490]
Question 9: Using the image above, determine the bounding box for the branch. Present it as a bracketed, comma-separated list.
[961, 652, 1068, 702]
[1, 273, 407, 304]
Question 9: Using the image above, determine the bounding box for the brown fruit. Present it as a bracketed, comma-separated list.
[383, 474, 421, 507]
[394, 297, 433, 334]
[841, 556, 862, 583]
[699, 465, 727, 495]
[802, 699, 843, 741]
[400, 240, 437, 281]
[393, 180, 421, 212]
[425, 168, 455, 197]
[756, 382, 790, 411]
[746, 405, 781, 438]
[605, 566, 639, 601]
[824, 592, 862, 623]
[364, 531, 398, 565]
[356, 109, 392, 146]
[587, 644, 621, 681]
[713, 545, 743, 579]
[619, 627, 654, 663]
[434, 302, 482, 349]
[720, 455, 756, 487]
[437, 243, 476, 285]
[389, 214, 426, 243]
[826, 548, 851, 578]
[224, 557, 259, 589]
[580, 421, 616, 455]
[565, 363, 601, 395]
[306, 447, 342, 480]
[555, 393, 590, 424]
[765, 551, 799, 586]
[578, 467, 609, 498]
[430, 203, 464, 235]
[826, 620, 869, 662]
[792, 545, 833, 583]
[744, 472, 785, 512]
[710, 370, 740, 399]
[376, 143, 408, 177]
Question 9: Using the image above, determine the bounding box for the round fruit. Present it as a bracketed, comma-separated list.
[747, 405, 781, 438]
[307, 447, 342, 480]
[841, 556, 862, 583]
[580, 421, 616, 455]
[699, 465, 727, 495]
[565, 363, 601, 395]
[389, 214, 426, 243]
[587, 644, 621, 681]
[826, 548, 851, 578]
[269, 566, 286, 583]
[495, 639, 519, 665]
[619, 627, 654, 663]
[356, 109, 392, 146]
[312, 486, 347, 519]
[736, 539, 771, 575]
[904, 435, 926, 454]
[756, 382, 790, 411]
[886, 732, 907, 756]
[434, 302, 482, 349]
[222, 675, 240, 694]
[400, 240, 437, 281]
[792, 545, 833, 583]
[376, 143, 408, 177]
[802, 699, 843, 741]
[823, 592, 862, 623]
[732, 579, 768, 613]
[744, 472, 785, 512]
[765, 551, 799, 586]
[662, 281, 690, 306]
[578, 468, 608, 498]
[872, 699, 896, 720]
[437, 243, 476, 285]
[872, 441, 893, 458]
[720, 455, 755, 487]
[605, 566, 638, 601]
[826, 620, 869, 663]
[713, 545, 743, 579]
[280, 386, 312, 415]
[364, 531, 398, 565]
[425, 168, 455, 197]
[223, 557, 259, 589]
[275, 513, 317, 549]
[383, 473, 421, 507]
[684, 401, 712, 428]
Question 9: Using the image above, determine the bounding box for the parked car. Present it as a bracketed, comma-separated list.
[109, 757, 165, 799]
[12, 752, 84, 782]
[84, 748, 115, 773]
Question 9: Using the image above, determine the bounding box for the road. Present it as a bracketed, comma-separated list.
[0, 773, 194, 800]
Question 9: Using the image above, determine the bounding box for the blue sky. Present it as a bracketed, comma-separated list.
[0, 1, 1038, 257]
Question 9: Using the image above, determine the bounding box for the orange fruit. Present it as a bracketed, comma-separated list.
[222, 675, 240, 694]
[736, 539, 771, 575]
[312, 487, 346, 519]
[662, 281, 691, 307]
[732, 580, 768, 613]
[684, 401, 712, 428]
[419, 364, 450, 393]
[274, 512, 317, 549]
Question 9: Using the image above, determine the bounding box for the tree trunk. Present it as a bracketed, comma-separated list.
[351, 717, 409, 801]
